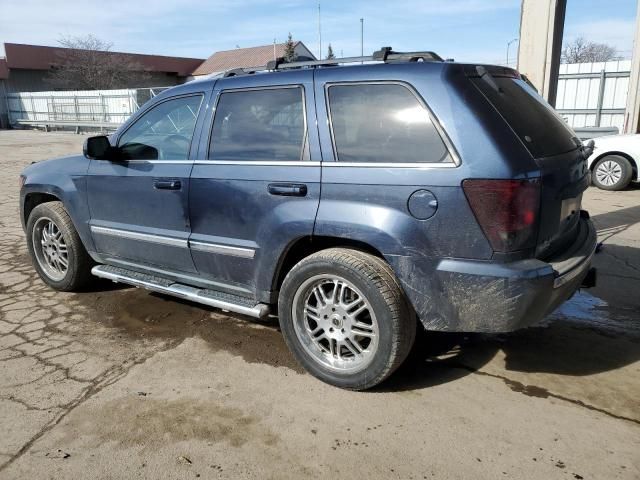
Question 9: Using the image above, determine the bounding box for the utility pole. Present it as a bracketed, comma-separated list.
[273, 38, 277, 61]
[506, 38, 518, 67]
[318, 3, 322, 60]
[360, 18, 364, 62]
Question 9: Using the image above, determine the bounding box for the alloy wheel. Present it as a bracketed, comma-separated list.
[32, 217, 69, 281]
[595, 160, 623, 187]
[292, 274, 379, 373]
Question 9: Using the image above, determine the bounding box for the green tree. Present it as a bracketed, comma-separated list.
[284, 33, 297, 62]
[326, 43, 336, 60]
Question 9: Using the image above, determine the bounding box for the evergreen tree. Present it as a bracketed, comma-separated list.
[326, 44, 336, 60]
[284, 33, 297, 62]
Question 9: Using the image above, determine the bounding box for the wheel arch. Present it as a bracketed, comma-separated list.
[590, 151, 638, 180]
[22, 192, 61, 227]
[271, 235, 386, 292]
[21, 189, 97, 258]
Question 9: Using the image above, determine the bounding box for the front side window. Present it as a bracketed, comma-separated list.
[118, 95, 203, 160]
[209, 87, 306, 161]
[327, 83, 450, 163]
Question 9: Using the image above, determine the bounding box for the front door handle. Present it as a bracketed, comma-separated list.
[268, 183, 308, 197]
[154, 179, 182, 190]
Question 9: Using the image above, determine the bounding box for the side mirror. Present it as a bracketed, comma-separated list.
[83, 135, 112, 160]
[583, 139, 595, 158]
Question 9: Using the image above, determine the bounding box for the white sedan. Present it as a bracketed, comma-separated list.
[587, 134, 639, 190]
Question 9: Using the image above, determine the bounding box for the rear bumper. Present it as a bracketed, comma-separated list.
[393, 215, 597, 333]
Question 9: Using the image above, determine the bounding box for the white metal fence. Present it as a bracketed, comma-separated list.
[556, 60, 631, 133]
[5, 87, 169, 130]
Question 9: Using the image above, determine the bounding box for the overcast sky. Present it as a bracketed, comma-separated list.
[0, 0, 637, 64]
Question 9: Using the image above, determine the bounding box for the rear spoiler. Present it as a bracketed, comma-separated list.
[465, 65, 539, 94]
[465, 65, 521, 79]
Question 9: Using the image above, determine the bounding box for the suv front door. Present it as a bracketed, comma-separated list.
[87, 92, 206, 273]
[189, 71, 321, 301]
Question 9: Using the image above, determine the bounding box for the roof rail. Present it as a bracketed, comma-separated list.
[372, 47, 443, 62]
[222, 46, 443, 77]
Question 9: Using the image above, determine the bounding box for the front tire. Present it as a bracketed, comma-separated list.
[278, 248, 416, 390]
[592, 155, 633, 191]
[26, 201, 94, 291]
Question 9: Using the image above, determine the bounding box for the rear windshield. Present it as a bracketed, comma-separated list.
[470, 67, 578, 158]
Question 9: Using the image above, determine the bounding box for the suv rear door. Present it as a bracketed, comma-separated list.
[189, 70, 321, 300]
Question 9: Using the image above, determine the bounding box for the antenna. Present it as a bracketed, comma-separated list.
[318, 3, 322, 60]
[360, 18, 364, 64]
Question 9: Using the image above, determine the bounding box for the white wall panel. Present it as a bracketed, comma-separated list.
[556, 61, 630, 129]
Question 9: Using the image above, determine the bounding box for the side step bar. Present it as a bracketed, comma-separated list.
[91, 265, 270, 319]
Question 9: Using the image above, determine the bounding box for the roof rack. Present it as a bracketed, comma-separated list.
[372, 47, 443, 62]
[222, 46, 444, 77]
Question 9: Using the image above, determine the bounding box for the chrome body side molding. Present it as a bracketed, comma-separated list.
[90, 225, 256, 259]
[189, 240, 255, 259]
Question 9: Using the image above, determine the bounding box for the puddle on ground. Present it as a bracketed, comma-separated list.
[72, 285, 304, 373]
[546, 291, 640, 337]
[554, 291, 608, 321]
[500, 377, 550, 398]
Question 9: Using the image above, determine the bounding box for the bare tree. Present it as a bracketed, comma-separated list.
[46, 34, 151, 90]
[561, 37, 619, 63]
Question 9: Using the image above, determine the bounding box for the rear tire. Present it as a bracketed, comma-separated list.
[592, 155, 633, 191]
[26, 201, 94, 291]
[278, 248, 416, 390]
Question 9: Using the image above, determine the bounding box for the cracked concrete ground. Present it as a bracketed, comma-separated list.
[0, 130, 638, 479]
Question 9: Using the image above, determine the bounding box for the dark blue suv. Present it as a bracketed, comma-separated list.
[20, 49, 597, 389]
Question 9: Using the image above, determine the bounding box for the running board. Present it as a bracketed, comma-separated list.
[91, 265, 270, 319]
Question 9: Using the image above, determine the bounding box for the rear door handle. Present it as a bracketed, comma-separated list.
[154, 179, 181, 190]
[268, 183, 308, 197]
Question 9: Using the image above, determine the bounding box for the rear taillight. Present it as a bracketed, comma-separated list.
[462, 178, 540, 253]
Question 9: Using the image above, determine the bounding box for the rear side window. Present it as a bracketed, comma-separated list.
[470, 68, 578, 158]
[209, 87, 307, 161]
[327, 83, 451, 163]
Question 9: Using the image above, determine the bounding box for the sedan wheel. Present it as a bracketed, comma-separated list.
[595, 160, 622, 187]
[592, 155, 633, 191]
